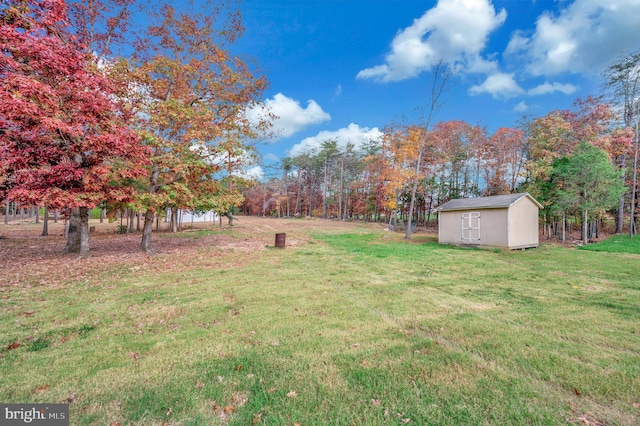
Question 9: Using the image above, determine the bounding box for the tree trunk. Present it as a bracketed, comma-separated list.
[141, 210, 155, 253]
[630, 125, 639, 237]
[170, 207, 179, 232]
[128, 208, 135, 233]
[405, 150, 422, 240]
[582, 209, 588, 245]
[141, 163, 160, 253]
[35, 206, 40, 224]
[617, 192, 625, 234]
[42, 207, 49, 237]
[4, 199, 8, 224]
[322, 160, 328, 219]
[65, 207, 90, 256]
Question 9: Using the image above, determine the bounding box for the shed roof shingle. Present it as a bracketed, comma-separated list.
[436, 193, 542, 212]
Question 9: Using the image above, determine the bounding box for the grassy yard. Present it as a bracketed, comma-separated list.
[1, 217, 639, 425]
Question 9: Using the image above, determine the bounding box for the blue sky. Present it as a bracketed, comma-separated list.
[235, 0, 640, 179]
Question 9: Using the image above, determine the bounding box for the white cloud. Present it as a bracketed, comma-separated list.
[528, 82, 578, 96]
[506, 0, 640, 76]
[237, 166, 264, 181]
[356, 0, 506, 82]
[263, 153, 280, 163]
[513, 101, 528, 113]
[288, 123, 383, 157]
[246, 93, 331, 139]
[469, 72, 525, 99]
[335, 84, 343, 97]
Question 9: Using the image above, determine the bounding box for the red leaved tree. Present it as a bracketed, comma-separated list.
[0, 0, 148, 256]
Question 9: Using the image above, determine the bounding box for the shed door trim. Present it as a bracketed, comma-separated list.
[461, 211, 480, 242]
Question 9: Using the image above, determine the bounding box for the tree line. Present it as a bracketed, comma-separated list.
[242, 94, 638, 245]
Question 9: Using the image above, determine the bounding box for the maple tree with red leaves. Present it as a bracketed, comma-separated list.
[0, 0, 148, 256]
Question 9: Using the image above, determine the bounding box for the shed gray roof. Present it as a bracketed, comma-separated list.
[436, 193, 542, 212]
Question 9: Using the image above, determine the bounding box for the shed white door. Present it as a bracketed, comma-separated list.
[461, 212, 480, 243]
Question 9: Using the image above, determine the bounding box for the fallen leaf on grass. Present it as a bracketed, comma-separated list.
[371, 399, 381, 407]
[127, 352, 140, 362]
[65, 393, 76, 403]
[573, 387, 581, 396]
[286, 390, 297, 398]
[232, 393, 248, 408]
[577, 414, 606, 425]
[35, 385, 50, 393]
[252, 412, 262, 424]
[194, 380, 204, 389]
[632, 403, 640, 408]
[6, 341, 21, 351]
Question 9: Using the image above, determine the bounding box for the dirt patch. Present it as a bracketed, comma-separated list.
[0, 216, 382, 288]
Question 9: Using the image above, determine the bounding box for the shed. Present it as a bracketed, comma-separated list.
[436, 193, 542, 249]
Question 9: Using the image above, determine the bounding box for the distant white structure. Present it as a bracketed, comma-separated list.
[166, 209, 219, 224]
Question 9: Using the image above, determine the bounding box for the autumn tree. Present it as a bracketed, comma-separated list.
[525, 98, 616, 232]
[431, 120, 484, 201]
[128, 1, 269, 253]
[0, 0, 146, 256]
[482, 127, 526, 195]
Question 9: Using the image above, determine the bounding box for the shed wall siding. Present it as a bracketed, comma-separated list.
[476, 209, 509, 247]
[438, 209, 509, 247]
[507, 198, 540, 248]
[437, 211, 459, 245]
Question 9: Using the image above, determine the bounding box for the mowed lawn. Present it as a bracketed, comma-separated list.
[1, 217, 639, 425]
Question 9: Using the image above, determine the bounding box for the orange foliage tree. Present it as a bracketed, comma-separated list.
[126, 1, 269, 252]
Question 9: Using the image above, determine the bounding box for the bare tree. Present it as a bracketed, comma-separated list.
[603, 50, 640, 233]
[405, 61, 451, 240]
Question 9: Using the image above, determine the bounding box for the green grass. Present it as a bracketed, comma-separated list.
[579, 234, 640, 254]
[1, 225, 639, 425]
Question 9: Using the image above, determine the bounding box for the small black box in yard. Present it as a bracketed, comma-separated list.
[275, 232, 286, 248]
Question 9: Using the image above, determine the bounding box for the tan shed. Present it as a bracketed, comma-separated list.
[436, 193, 542, 249]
